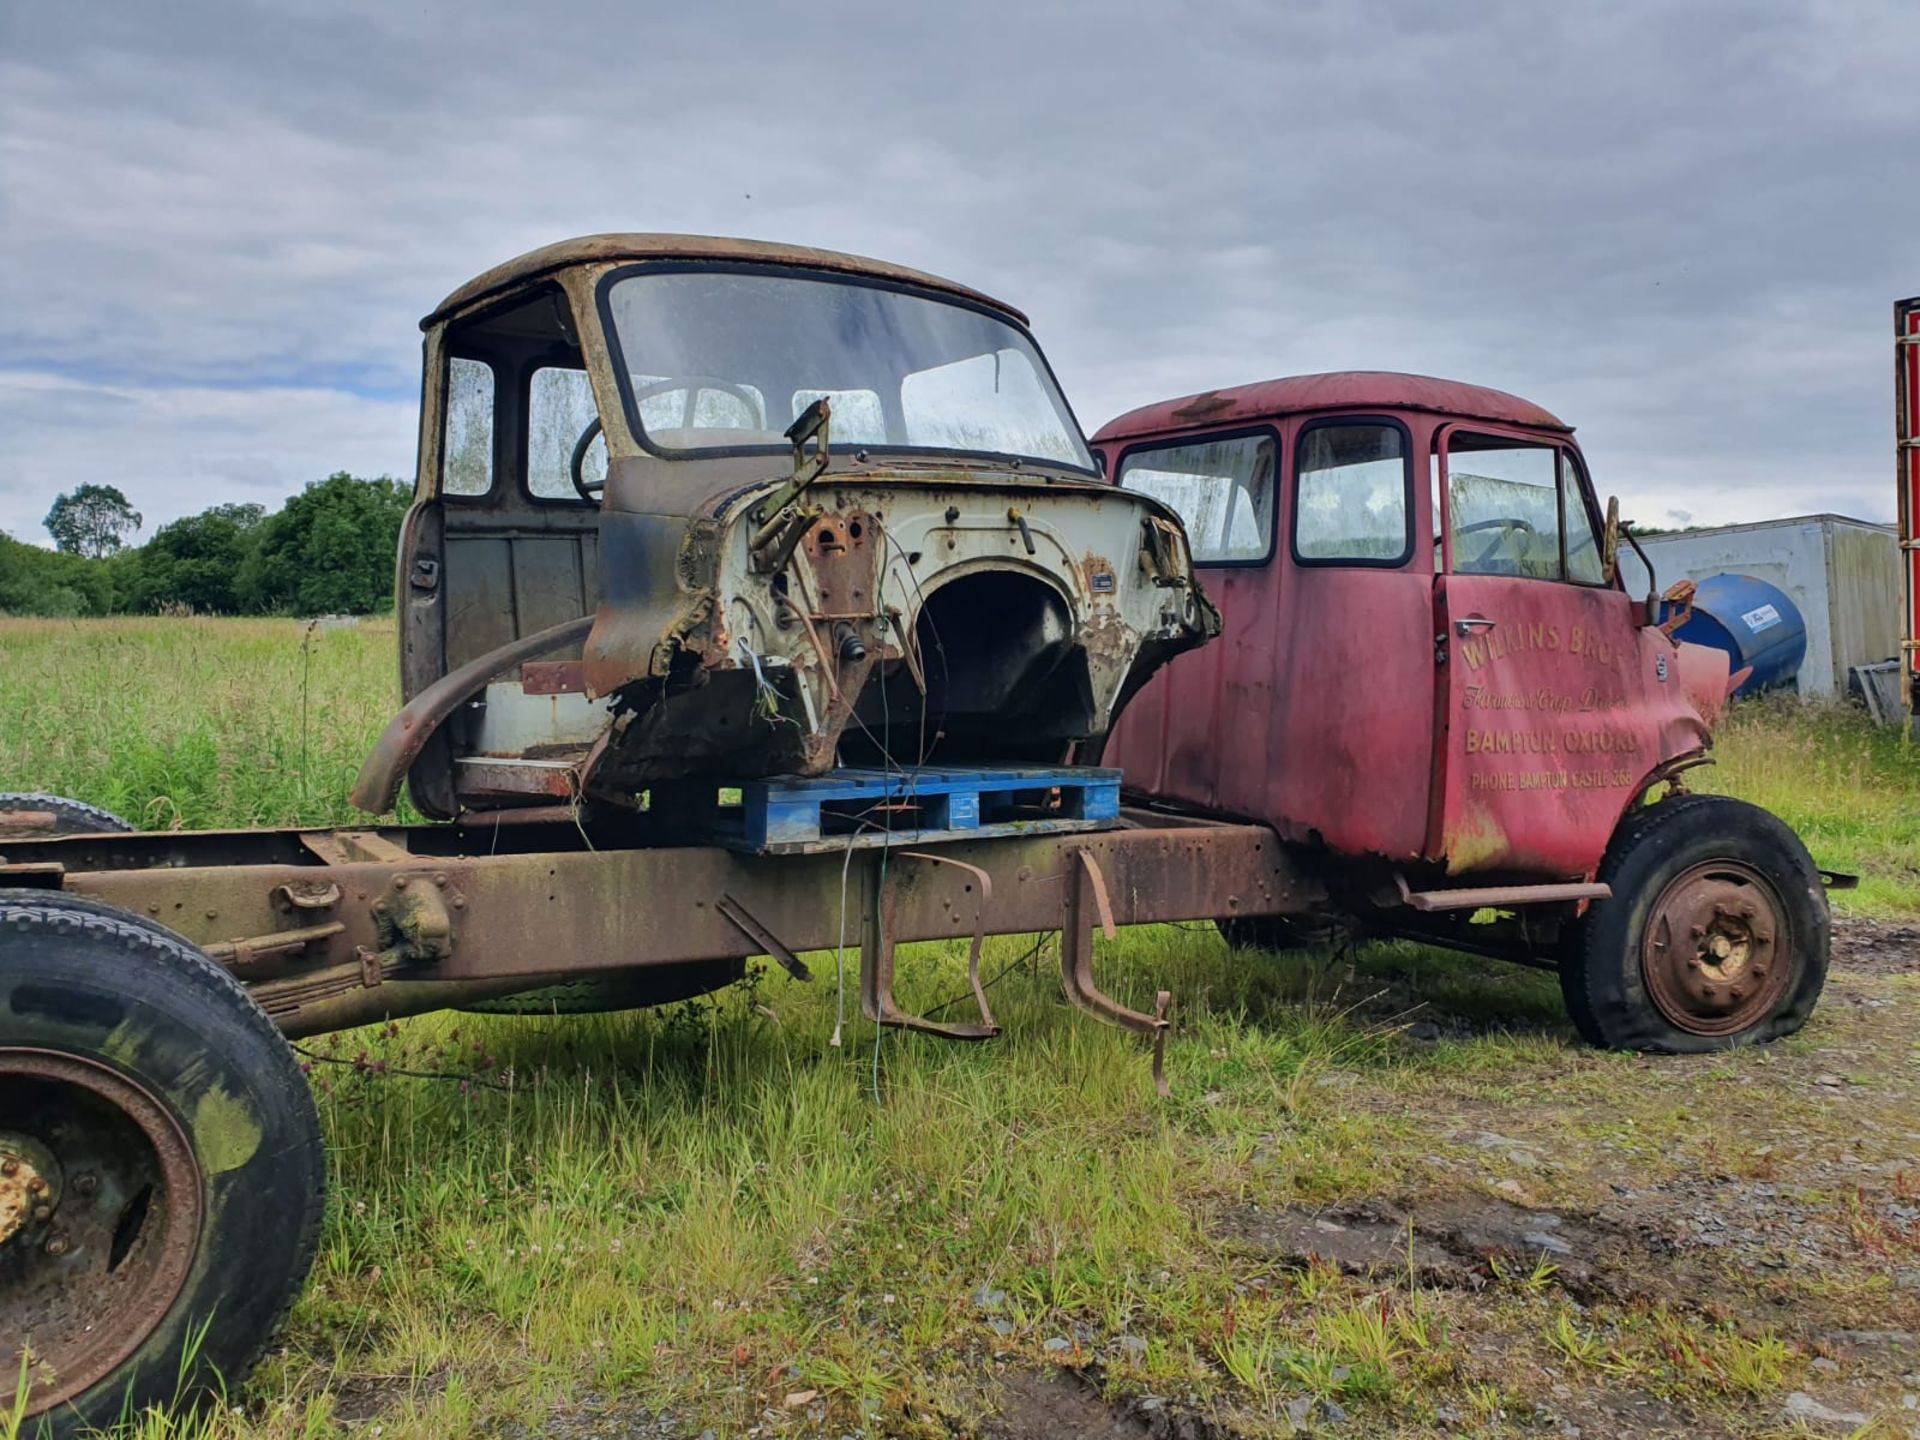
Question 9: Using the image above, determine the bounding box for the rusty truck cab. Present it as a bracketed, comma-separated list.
[378, 235, 1215, 821]
[1094, 372, 1725, 885]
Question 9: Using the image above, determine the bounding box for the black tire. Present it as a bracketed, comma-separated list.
[458, 959, 745, 1015]
[1216, 914, 1340, 952]
[0, 794, 133, 839]
[1560, 794, 1829, 1053]
[1, 894, 326, 1438]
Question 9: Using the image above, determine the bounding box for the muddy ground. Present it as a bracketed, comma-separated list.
[967, 916, 1920, 1439]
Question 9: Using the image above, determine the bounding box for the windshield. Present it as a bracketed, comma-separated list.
[599, 268, 1094, 470]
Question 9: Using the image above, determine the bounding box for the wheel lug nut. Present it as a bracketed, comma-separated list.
[0, 1159, 16, 1177]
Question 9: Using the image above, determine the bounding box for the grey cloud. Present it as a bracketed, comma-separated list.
[1, 0, 1914, 540]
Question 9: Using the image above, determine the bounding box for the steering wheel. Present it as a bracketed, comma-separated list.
[1457, 516, 1537, 572]
[570, 376, 765, 504]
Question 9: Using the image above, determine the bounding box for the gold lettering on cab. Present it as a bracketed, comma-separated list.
[1462, 685, 1631, 713]
[1458, 623, 1616, 672]
[1463, 728, 1639, 756]
[1469, 767, 1636, 792]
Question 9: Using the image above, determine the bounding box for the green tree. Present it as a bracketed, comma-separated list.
[44, 484, 142, 558]
[125, 503, 267, 614]
[0, 533, 116, 616]
[242, 474, 409, 615]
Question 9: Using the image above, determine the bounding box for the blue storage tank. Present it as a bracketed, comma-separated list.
[1661, 574, 1806, 696]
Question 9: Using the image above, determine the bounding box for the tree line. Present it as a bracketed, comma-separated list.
[0, 475, 410, 618]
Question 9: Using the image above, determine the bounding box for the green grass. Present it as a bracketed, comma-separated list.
[2, 619, 1917, 1438]
[1700, 691, 1920, 915]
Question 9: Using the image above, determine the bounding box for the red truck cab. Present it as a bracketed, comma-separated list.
[1094, 372, 1832, 1053]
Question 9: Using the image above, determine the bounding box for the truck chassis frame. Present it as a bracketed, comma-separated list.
[1, 812, 1319, 1053]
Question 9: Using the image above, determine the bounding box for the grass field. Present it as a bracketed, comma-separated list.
[3, 618, 1918, 1440]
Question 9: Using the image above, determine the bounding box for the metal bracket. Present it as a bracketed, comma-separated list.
[273, 880, 342, 912]
[749, 397, 834, 573]
[1060, 850, 1172, 1096]
[371, 873, 455, 963]
[860, 850, 1000, 1041]
[716, 894, 813, 981]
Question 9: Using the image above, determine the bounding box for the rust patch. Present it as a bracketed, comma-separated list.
[520, 661, 585, 696]
[1169, 391, 1236, 422]
[799, 510, 877, 619]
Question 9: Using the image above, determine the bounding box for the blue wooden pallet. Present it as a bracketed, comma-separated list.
[673, 765, 1123, 855]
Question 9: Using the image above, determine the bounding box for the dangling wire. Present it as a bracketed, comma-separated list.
[831, 827, 857, 1048]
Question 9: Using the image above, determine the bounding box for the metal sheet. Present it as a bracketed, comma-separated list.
[1901, 298, 1920, 720]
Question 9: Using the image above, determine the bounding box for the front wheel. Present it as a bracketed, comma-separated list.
[1560, 794, 1829, 1052]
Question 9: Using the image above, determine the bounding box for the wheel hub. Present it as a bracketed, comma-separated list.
[0, 1133, 61, 1246]
[0, 1049, 203, 1412]
[1641, 863, 1793, 1036]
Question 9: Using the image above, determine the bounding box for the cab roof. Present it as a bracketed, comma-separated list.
[1093, 371, 1572, 443]
[424, 233, 1025, 329]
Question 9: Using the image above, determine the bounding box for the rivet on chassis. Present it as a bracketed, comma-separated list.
[32, 1203, 51, 1222]
[73, 1174, 97, 1198]
[43, 1234, 69, 1257]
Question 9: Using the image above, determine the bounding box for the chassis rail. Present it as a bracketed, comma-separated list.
[0, 812, 1318, 1040]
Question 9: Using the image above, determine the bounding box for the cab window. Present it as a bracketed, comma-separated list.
[1561, 454, 1605, 583]
[1293, 421, 1411, 565]
[1445, 433, 1604, 583]
[528, 366, 605, 499]
[442, 357, 495, 497]
[1116, 432, 1275, 564]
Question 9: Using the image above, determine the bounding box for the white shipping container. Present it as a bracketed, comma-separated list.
[1616, 513, 1900, 698]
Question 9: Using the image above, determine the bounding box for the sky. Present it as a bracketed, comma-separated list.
[2, 0, 1916, 545]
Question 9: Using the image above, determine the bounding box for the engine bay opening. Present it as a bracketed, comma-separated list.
[842, 569, 1096, 767]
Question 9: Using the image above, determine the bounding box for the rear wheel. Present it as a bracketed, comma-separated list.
[1560, 794, 1828, 1052]
[1216, 915, 1340, 953]
[1, 894, 325, 1438]
[0, 795, 133, 840]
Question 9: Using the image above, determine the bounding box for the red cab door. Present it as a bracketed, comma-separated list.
[1431, 426, 1655, 876]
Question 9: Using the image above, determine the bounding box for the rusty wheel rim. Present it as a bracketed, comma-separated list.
[0, 1049, 202, 1413]
[1639, 860, 1794, 1036]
